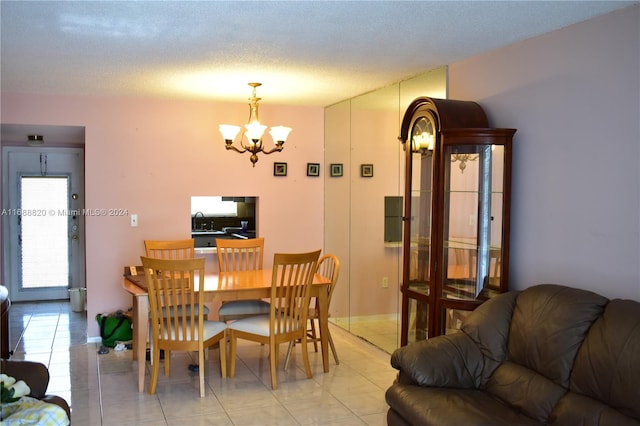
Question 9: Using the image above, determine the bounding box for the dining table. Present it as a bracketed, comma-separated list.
[121, 266, 332, 392]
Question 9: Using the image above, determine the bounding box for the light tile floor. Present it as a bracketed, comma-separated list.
[336, 315, 400, 355]
[7, 301, 396, 425]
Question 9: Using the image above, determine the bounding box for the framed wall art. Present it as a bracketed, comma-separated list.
[307, 163, 320, 177]
[361, 164, 374, 177]
[330, 163, 343, 177]
[273, 162, 287, 176]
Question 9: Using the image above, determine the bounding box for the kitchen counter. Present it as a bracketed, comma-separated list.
[194, 247, 217, 255]
[190, 230, 226, 236]
[191, 230, 256, 248]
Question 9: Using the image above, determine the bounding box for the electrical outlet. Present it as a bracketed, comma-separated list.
[382, 277, 389, 288]
[130, 214, 138, 227]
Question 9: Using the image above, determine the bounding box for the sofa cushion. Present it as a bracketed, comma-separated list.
[480, 285, 608, 422]
[484, 360, 567, 423]
[507, 284, 608, 388]
[567, 298, 640, 421]
[549, 392, 640, 426]
[385, 384, 542, 426]
[461, 290, 518, 385]
[390, 332, 484, 388]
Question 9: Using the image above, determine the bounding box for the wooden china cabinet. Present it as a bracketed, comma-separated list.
[398, 97, 516, 345]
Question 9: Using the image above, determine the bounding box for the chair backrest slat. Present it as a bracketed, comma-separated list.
[216, 238, 264, 272]
[270, 250, 321, 335]
[314, 254, 340, 309]
[141, 256, 205, 344]
[144, 239, 195, 260]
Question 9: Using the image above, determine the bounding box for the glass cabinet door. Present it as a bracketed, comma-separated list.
[441, 144, 502, 299]
[404, 114, 436, 343]
[437, 128, 515, 335]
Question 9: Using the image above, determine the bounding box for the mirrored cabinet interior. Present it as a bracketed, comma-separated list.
[399, 97, 516, 345]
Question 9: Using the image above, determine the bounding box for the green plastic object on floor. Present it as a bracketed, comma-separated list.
[95, 313, 132, 348]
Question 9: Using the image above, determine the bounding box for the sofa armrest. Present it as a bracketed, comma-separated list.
[41, 394, 71, 421]
[1, 359, 49, 397]
[390, 333, 484, 388]
[1, 359, 70, 421]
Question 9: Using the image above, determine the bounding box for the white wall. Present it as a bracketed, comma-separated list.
[449, 5, 640, 300]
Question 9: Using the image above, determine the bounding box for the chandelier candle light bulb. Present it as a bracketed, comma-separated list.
[412, 131, 434, 152]
[219, 82, 292, 166]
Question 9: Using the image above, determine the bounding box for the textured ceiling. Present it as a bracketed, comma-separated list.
[0, 1, 636, 107]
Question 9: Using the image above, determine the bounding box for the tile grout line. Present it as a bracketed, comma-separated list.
[95, 342, 106, 426]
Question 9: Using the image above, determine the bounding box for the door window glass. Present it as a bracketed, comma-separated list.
[20, 177, 69, 289]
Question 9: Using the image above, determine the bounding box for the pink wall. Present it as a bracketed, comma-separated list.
[1, 93, 324, 337]
[348, 103, 403, 317]
[448, 5, 640, 300]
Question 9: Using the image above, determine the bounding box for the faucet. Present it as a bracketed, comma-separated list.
[192, 211, 205, 231]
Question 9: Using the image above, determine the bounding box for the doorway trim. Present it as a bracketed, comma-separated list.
[2, 146, 86, 302]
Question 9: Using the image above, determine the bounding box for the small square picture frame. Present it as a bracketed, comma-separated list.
[330, 163, 343, 177]
[274, 162, 287, 176]
[361, 164, 374, 178]
[307, 163, 320, 177]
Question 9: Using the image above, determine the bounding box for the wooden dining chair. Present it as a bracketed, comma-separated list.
[144, 239, 195, 259]
[140, 256, 227, 397]
[144, 238, 208, 317]
[228, 249, 321, 390]
[284, 254, 340, 370]
[215, 238, 271, 322]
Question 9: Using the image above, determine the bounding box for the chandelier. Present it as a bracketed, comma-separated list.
[219, 82, 292, 167]
[411, 130, 434, 153]
[450, 152, 479, 173]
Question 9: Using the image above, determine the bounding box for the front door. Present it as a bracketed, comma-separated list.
[2, 147, 85, 302]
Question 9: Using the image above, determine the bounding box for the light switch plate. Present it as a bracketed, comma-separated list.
[130, 214, 138, 227]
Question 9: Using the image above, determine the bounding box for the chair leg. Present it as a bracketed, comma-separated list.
[284, 321, 339, 370]
[309, 318, 318, 352]
[164, 350, 171, 376]
[328, 332, 339, 365]
[269, 340, 278, 390]
[283, 341, 295, 370]
[198, 347, 205, 398]
[300, 336, 312, 380]
[149, 346, 161, 395]
[229, 331, 237, 378]
[198, 341, 209, 398]
[219, 337, 227, 379]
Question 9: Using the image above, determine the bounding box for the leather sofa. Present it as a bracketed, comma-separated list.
[1, 359, 71, 421]
[385, 284, 640, 425]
